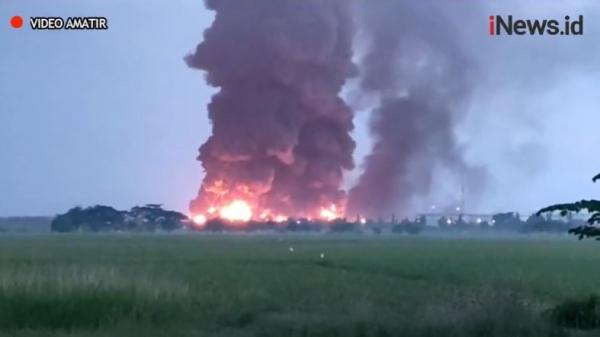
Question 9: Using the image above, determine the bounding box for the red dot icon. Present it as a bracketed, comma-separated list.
[10, 16, 23, 29]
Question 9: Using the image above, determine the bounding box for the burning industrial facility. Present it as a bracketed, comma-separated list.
[185, 1, 485, 226]
[185, 0, 355, 225]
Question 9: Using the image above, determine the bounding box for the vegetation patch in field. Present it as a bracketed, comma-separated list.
[0, 267, 189, 330]
[551, 294, 600, 330]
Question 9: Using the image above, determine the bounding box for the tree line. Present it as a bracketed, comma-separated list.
[538, 173, 600, 240]
[51, 204, 187, 232]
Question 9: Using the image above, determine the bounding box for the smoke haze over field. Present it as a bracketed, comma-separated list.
[0, 1, 599, 216]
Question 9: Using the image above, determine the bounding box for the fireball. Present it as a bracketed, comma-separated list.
[259, 210, 269, 220]
[219, 199, 253, 222]
[320, 204, 340, 221]
[274, 215, 287, 223]
[192, 214, 207, 226]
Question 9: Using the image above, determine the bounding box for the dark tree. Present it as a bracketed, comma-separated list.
[203, 219, 226, 232]
[329, 219, 359, 233]
[128, 204, 187, 231]
[392, 218, 423, 235]
[51, 205, 126, 232]
[392, 218, 411, 233]
[538, 173, 600, 239]
[285, 219, 322, 232]
[438, 216, 451, 229]
[523, 214, 569, 233]
[51, 204, 186, 232]
[491, 212, 524, 231]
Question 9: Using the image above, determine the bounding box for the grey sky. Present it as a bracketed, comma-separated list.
[1, 1, 599, 216]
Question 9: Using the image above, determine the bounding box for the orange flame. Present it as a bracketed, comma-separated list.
[192, 214, 207, 227]
[319, 204, 340, 221]
[219, 199, 253, 222]
[193, 190, 346, 225]
[274, 215, 287, 223]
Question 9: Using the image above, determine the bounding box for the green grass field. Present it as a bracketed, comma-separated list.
[0, 234, 598, 336]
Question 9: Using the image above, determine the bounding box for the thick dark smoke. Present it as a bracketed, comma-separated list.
[186, 0, 356, 217]
[348, 2, 484, 218]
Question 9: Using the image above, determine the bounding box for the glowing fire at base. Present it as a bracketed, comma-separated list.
[274, 215, 287, 223]
[218, 199, 253, 222]
[191, 197, 344, 226]
[319, 204, 341, 221]
[192, 214, 207, 226]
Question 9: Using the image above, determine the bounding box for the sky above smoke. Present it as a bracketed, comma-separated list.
[0, 0, 599, 216]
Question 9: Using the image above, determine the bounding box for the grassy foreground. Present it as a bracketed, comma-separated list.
[0, 234, 598, 336]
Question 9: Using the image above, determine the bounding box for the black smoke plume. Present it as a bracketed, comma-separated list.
[348, 2, 484, 218]
[186, 0, 356, 218]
